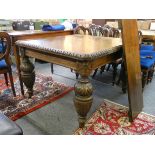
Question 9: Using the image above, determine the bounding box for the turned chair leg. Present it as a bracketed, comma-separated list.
[51, 63, 54, 74]
[119, 62, 127, 93]
[147, 70, 151, 84]
[116, 62, 123, 85]
[92, 68, 98, 78]
[142, 70, 148, 91]
[150, 67, 155, 82]
[112, 63, 118, 86]
[100, 65, 106, 74]
[122, 79, 127, 93]
[70, 69, 79, 79]
[116, 68, 121, 85]
[4, 73, 8, 86]
[147, 66, 154, 83]
[8, 69, 16, 97]
[106, 64, 111, 71]
[76, 72, 79, 79]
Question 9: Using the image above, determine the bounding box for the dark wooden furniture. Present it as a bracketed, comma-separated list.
[120, 20, 143, 121]
[74, 26, 90, 35]
[138, 30, 155, 88]
[16, 20, 144, 128]
[117, 30, 155, 92]
[7, 30, 74, 95]
[0, 32, 16, 97]
[16, 35, 122, 127]
[106, 28, 122, 85]
[91, 26, 122, 86]
[91, 26, 110, 77]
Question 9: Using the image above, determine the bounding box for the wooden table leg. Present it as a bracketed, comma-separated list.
[74, 76, 93, 128]
[13, 46, 24, 95]
[20, 51, 35, 98]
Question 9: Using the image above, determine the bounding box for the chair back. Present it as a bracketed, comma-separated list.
[0, 32, 11, 65]
[103, 24, 111, 29]
[89, 25, 105, 36]
[88, 24, 97, 36]
[100, 27, 109, 37]
[74, 26, 87, 35]
[95, 26, 105, 36]
[113, 28, 120, 38]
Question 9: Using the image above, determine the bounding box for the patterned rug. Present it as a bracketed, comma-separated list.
[75, 99, 155, 135]
[0, 73, 73, 121]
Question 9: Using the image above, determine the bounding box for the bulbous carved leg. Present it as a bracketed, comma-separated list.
[20, 56, 35, 98]
[74, 77, 93, 128]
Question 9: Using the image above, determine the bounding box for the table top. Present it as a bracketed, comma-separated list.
[141, 30, 155, 36]
[16, 34, 122, 60]
[7, 30, 73, 37]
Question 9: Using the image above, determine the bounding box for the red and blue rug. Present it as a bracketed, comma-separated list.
[0, 73, 73, 121]
[75, 99, 155, 135]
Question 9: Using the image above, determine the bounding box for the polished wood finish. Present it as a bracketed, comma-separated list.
[8, 30, 74, 95]
[120, 19, 143, 121]
[16, 19, 145, 127]
[16, 35, 122, 127]
[16, 35, 122, 58]
[8, 30, 74, 45]
[0, 32, 16, 96]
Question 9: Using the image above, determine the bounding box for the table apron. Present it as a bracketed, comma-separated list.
[23, 48, 121, 72]
[91, 52, 121, 69]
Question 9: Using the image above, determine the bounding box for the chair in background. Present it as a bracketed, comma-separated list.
[106, 28, 122, 85]
[117, 31, 155, 93]
[139, 30, 154, 51]
[138, 31, 155, 84]
[118, 56, 154, 93]
[141, 57, 154, 89]
[103, 24, 111, 29]
[91, 26, 110, 77]
[74, 25, 90, 35]
[88, 24, 98, 36]
[92, 26, 122, 86]
[50, 25, 90, 78]
[0, 32, 16, 97]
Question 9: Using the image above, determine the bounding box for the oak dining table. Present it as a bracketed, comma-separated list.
[7, 30, 74, 95]
[16, 34, 123, 127]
